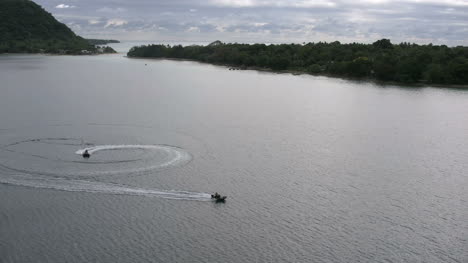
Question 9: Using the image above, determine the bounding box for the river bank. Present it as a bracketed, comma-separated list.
[127, 56, 468, 90]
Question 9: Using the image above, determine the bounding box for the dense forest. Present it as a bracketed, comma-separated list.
[128, 40, 468, 85]
[86, 39, 120, 45]
[0, 0, 114, 54]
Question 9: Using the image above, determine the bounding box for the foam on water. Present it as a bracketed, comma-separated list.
[0, 140, 206, 201]
[0, 140, 193, 177]
[0, 173, 211, 201]
[74, 144, 189, 171]
[75, 144, 175, 155]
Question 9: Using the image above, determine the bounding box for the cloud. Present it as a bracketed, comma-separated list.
[88, 19, 102, 25]
[187, 26, 201, 32]
[39, 0, 468, 45]
[55, 4, 75, 9]
[105, 19, 128, 28]
[209, 0, 337, 8]
[97, 7, 127, 13]
[407, 0, 468, 6]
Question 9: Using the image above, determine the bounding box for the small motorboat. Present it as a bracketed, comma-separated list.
[215, 196, 227, 202]
[82, 150, 90, 158]
[211, 193, 227, 202]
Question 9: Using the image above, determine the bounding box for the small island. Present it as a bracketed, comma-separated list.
[127, 40, 468, 85]
[0, 0, 116, 55]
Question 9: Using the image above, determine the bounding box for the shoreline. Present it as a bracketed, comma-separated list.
[126, 56, 468, 90]
[0, 51, 118, 56]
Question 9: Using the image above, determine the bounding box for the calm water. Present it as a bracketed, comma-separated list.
[1, 52, 467, 263]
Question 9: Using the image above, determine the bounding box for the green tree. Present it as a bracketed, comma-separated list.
[348, 57, 372, 77]
[373, 39, 393, 49]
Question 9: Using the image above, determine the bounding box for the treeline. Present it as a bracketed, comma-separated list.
[128, 39, 468, 85]
[86, 39, 120, 45]
[0, 0, 115, 54]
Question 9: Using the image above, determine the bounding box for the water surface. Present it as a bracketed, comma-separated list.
[1, 53, 467, 263]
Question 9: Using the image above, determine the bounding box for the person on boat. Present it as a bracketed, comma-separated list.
[82, 150, 90, 158]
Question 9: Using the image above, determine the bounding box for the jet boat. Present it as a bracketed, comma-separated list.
[211, 193, 227, 202]
[82, 150, 90, 158]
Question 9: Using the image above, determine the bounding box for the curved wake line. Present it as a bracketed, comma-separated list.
[0, 143, 201, 200]
[75, 144, 177, 155]
[75, 144, 191, 173]
[0, 174, 212, 201]
[0, 144, 192, 177]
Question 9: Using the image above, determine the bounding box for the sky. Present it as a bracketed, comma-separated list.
[35, 0, 468, 45]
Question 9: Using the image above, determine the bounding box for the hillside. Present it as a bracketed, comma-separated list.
[0, 0, 111, 54]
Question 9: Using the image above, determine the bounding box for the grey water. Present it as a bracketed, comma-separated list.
[0, 51, 467, 263]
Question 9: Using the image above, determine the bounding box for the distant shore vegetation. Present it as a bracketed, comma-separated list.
[86, 39, 120, 45]
[128, 39, 468, 85]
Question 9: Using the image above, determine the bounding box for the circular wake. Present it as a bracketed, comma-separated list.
[0, 135, 208, 201]
[0, 139, 192, 177]
[75, 144, 187, 170]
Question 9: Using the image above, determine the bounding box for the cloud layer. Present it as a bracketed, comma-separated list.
[55, 4, 74, 9]
[37, 0, 468, 45]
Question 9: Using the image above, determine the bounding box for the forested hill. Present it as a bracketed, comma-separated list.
[128, 40, 468, 85]
[0, 0, 98, 54]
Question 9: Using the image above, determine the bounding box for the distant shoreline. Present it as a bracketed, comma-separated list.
[126, 56, 468, 90]
[86, 39, 121, 45]
[127, 41, 468, 88]
[0, 51, 118, 57]
[0, 51, 117, 56]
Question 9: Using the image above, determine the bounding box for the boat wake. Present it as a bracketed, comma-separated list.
[0, 138, 207, 201]
[74, 144, 189, 171]
[0, 173, 211, 201]
[0, 139, 192, 177]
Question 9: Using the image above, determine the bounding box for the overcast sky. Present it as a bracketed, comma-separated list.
[35, 0, 468, 45]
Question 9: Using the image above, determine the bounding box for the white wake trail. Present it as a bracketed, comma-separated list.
[0, 174, 211, 201]
[73, 144, 192, 174]
[0, 142, 205, 201]
[75, 144, 178, 155]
